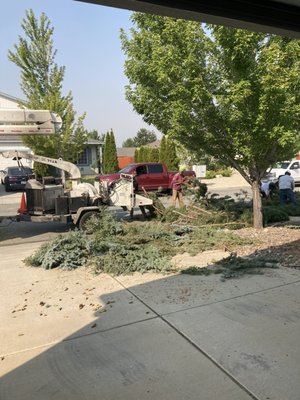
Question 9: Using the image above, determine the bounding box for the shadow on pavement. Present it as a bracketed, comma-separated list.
[0, 220, 71, 244]
[1, 237, 300, 400]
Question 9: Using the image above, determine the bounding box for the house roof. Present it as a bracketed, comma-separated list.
[146, 140, 161, 148]
[87, 139, 104, 145]
[117, 147, 136, 157]
[0, 91, 25, 105]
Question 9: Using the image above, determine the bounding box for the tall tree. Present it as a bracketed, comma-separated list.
[8, 9, 87, 175]
[102, 132, 110, 174]
[134, 148, 139, 162]
[109, 130, 119, 172]
[166, 137, 179, 170]
[122, 128, 157, 147]
[102, 130, 119, 173]
[151, 147, 160, 162]
[87, 130, 105, 141]
[133, 128, 157, 147]
[138, 146, 146, 162]
[122, 137, 135, 147]
[121, 14, 300, 228]
[159, 135, 167, 164]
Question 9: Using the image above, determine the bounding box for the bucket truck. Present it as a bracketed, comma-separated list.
[0, 109, 62, 134]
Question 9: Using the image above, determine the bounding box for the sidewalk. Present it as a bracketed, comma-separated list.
[1, 239, 300, 399]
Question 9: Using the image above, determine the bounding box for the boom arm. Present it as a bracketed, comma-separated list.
[0, 151, 81, 181]
[0, 109, 62, 135]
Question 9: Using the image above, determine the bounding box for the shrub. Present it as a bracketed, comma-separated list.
[263, 206, 289, 224]
[205, 170, 217, 179]
[218, 168, 232, 177]
[281, 204, 300, 216]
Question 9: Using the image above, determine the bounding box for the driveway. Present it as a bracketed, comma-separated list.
[0, 183, 22, 217]
[1, 173, 300, 399]
[1, 239, 300, 399]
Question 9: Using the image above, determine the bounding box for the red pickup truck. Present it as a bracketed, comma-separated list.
[97, 162, 196, 192]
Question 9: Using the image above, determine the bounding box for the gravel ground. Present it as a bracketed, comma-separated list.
[232, 225, 300, 268]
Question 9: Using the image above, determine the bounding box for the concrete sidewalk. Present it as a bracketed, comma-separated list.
[1, 240, 300, 399]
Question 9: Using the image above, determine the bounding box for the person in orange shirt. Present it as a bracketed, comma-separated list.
[171, 166, 186, 208]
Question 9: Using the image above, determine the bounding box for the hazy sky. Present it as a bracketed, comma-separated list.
[0, 0, 160, 145]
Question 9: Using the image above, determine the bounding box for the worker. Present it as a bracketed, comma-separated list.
[172, 165, 186, 208]
[260, 180, 277, 203]
[278, 171, 298, 205]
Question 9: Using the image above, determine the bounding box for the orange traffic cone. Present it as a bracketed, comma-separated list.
[18, 192, 27, 214]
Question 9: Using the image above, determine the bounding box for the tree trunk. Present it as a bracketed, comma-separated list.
[252, 180, 263, 229]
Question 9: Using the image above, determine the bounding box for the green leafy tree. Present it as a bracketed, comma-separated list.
[102, 130, 119, 173]
[121, 14, 300, 228]
[122, 128, 157, 147]
[8, 9, 87, 176]
[87, 130, 105, 141]
[133, 128, 157, 147]
[122, 137, 135, 147]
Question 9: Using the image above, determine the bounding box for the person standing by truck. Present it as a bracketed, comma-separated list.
[278, 171, 298, 205]
[172, 166, 186, 208]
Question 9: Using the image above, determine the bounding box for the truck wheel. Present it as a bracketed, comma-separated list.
[5, 183, 11, 192]
[78, 211, 101, 233]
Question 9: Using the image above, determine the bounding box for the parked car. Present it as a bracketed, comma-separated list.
[0, 166, 35, 192]
[96, 162, 196, 193]
[266, 159, 300, 185]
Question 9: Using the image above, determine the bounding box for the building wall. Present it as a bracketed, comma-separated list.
[118, 156, 134, 169]
[0, 97, 22, 109]
[76, 145, 101, 176]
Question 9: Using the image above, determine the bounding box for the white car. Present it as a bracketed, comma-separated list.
[266, 160, 300, 185]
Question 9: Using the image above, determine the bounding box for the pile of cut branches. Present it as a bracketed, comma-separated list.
[24, 206, 254, 276]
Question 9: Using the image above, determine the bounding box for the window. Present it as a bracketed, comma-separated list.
[119, 164, 135, 173]
[275, 162, 290, 169]
[76, 148, 91, 166]
[148, 164, 163, 174]
[136, 165, 148, 175]
[290, 162, 299, 170]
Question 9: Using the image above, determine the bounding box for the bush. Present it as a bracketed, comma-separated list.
[205, 170, 217, 179]
[218, 168, 232, 177]
[263, 206, 289, 224]
[281, 204, 300, 216]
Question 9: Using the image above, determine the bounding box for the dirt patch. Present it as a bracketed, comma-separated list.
[172, 250, 230, 268]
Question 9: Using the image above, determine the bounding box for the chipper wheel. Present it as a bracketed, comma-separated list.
[78, 211, 101, 233]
